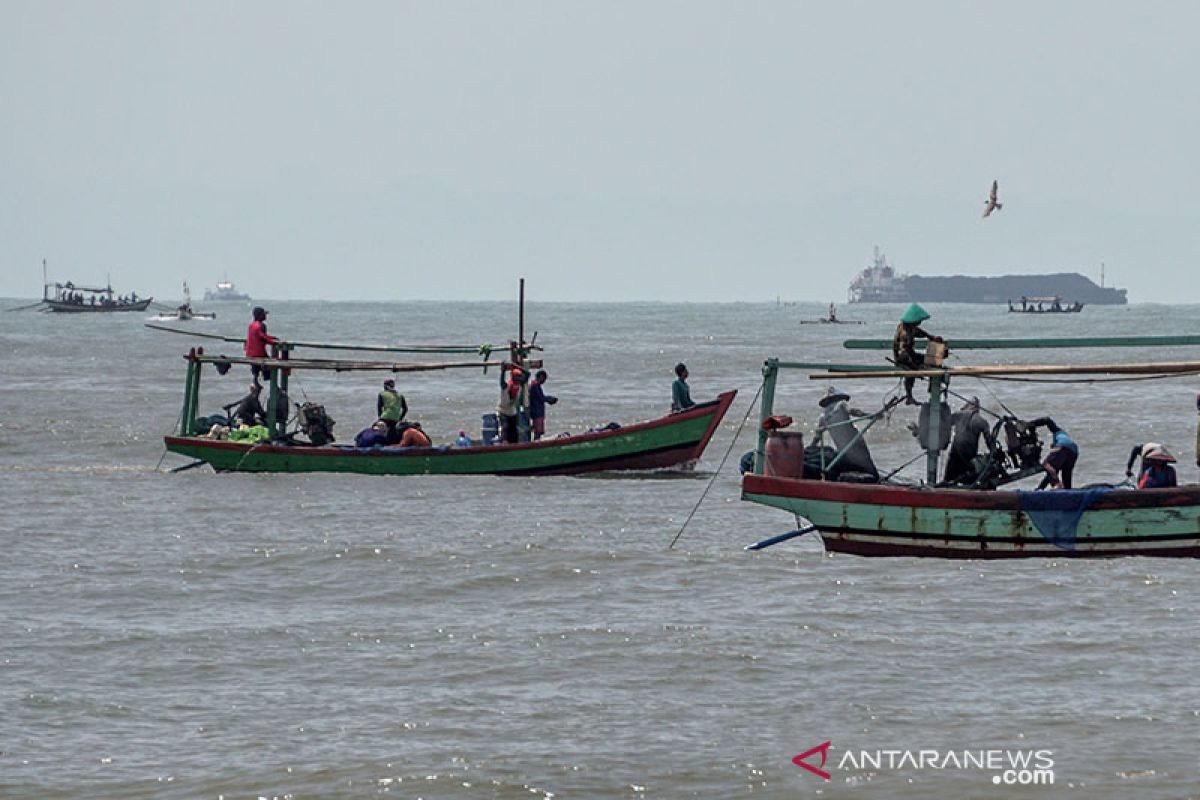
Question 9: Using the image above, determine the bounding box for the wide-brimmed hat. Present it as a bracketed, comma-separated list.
[818, 386, 851, 407]
[900, 303, 930, 324]
[1144, 446, 1176, 463]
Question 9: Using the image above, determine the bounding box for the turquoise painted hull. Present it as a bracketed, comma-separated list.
[742, 475, 1200, 558]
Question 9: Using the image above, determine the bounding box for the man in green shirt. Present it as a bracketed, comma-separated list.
[377, 378, 408, 443]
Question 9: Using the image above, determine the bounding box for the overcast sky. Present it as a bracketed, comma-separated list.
[2, 1, 1198, 302]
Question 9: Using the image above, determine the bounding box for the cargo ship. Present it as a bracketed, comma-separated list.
[203, 278, 250, 302]
[848, 247, 1128, 305]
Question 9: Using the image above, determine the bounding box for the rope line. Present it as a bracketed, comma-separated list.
[669, 380, 765, 550]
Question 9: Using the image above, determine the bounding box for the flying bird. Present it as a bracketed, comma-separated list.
[982, 180, 1002, 218]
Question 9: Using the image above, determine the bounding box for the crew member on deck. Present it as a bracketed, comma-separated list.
[497, 366, 527, 444]
[1138, 447, 1177, 489]
[1125, 441, 1163, 481]
[232, 383, 267, 427]
[943, 396, 995, 484]
[1029, 417, 1079, 489]
[245, 307, 279, 384]
[893, 303, 944, 405]
[671, 363, 695, 413]
[377, 378, 408, 443]
[528, 369, 558, 440]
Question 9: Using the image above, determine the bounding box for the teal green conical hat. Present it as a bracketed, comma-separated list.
[900, 303, 930, 324]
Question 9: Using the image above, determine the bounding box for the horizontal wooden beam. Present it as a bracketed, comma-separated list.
[812, 361, 1200, 379]
[194, 354, 494, 372]
[146, 323, 494, 355]
[842, 335, 1200, 350]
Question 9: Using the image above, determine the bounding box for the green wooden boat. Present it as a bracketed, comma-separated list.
[162, 348, 736, 476]
[741, 336, 1200, 558]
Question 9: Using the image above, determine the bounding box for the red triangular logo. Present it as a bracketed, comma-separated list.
[793, 741, 832, 780]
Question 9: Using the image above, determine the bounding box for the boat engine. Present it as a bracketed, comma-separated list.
[298, 402, 336, 446]
[1001, 417, 1044, 472]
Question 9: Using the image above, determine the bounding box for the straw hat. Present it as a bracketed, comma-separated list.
[1144, 446, 1176, 463]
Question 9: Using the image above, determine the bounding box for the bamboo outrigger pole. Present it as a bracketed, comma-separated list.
[145, 323, 494, 356]
[192, 354, 498, 372]
[843, 335, 1200, 350]
[814, 361, 1200, 380]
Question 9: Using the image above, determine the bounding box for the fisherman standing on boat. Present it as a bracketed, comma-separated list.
[245, 307, 279, 384]
[528, 369, 558, 440]
[377, 378, 408, 443]
[671, 363, 695, 413]
[893, 303, 944, 405]
[943, 397, 995, 484]
[497, 366, 527, 444]
[1029, 417, 1078, 489]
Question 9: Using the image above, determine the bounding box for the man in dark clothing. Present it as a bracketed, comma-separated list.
[528, 369, 558, 440]
[943, 397, 995, 484]
[893, 303, 944, 405]
[233, 383, 267, 427]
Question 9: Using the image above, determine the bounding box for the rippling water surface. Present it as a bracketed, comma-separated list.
[1, 299, 1198, 798]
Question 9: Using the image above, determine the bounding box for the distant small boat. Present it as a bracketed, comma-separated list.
[150, 282, 216, 321]
[799, 303, 865, 325]
[204, 278, 250, 302]
[1008, 296, 1083, 313]
[38, 261, 151, 313]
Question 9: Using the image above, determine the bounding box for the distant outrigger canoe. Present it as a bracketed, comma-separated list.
[741, 335, 1200, 558]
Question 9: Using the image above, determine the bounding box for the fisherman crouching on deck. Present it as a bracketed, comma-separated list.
[1138, 447, 1177, 489]
[943, 396, 995, 485]
[893, 303, 944, 405]
[232, 383, 267, 427]
[1029, 417, 1078, 489]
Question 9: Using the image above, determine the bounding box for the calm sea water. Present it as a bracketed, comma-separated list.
[1, 298, 1198, 799]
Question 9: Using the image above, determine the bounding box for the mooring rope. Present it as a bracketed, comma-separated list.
[668, 380, 765, 550]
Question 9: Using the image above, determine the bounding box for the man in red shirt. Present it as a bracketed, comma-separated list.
[246, 306, 279, 384]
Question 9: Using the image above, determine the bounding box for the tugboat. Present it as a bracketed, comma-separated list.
[203, 277, 250, 302]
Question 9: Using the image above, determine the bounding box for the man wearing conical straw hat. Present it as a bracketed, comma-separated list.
[892, 303, 945, 406]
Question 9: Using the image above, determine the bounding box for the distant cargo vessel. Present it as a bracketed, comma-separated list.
[204, 278, 250, 302]
[848, 247, 1128, 305]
